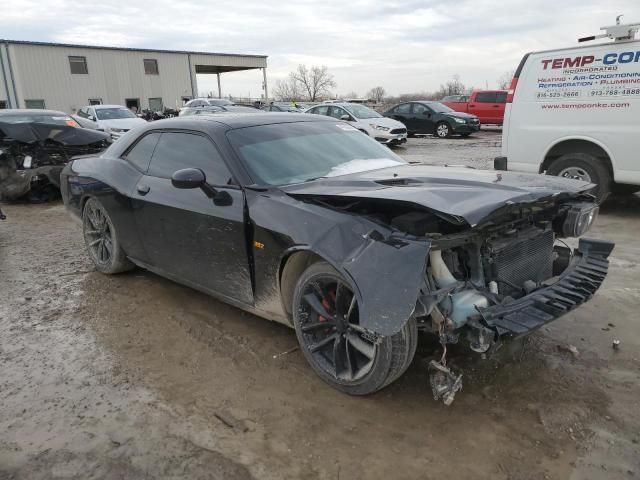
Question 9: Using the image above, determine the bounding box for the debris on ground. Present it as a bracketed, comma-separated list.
[612, 339, 621, 350]
[557, 344, 580, 357]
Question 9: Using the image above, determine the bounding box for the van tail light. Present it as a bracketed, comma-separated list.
[506, 77, 518, 103]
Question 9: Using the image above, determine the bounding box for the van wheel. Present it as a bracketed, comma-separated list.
[435, 122, 451, 138]
[546, 153, 611, 203]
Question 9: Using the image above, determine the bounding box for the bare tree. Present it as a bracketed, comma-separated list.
[367, 86, 386, 103]
[273, 79, 304, 102]
[290, 65, 337, 102]
[497, 70, 515, 89]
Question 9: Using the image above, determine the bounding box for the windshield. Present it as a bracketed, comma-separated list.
[227, 121, 406, 186]
[427, 102, 454, 113]
[343, 104, 382, 119]
[95, 108, 137, 120]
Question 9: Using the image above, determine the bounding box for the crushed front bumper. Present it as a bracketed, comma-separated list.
[477, 238, 614, 337]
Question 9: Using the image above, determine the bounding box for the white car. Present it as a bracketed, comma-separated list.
[75, 105, 147, 140]
[179, 98, 234, 115]
[305, 103, 407, 145]
[496, 19, 640, 201]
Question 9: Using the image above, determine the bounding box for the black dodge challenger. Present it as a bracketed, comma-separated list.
[61, 113, 613, 402]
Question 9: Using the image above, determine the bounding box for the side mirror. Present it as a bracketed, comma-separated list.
[88, 115, 96, 121]
[340, 114, 351, 121]
[172, 168, 206, 189]
[171, 168, 232, 206]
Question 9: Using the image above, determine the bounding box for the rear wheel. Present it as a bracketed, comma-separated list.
[546, 153, 611, 203]
[82, 197, 134, 274]
[435, 122, 451, 138]
[292, 261, 417, 395]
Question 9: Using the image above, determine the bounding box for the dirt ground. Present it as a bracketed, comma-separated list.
[1, 130, 639, 480]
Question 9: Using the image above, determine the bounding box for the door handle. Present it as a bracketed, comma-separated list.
[136, 184, 150, 195]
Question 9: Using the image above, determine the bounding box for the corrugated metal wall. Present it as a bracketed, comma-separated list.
[4, 42, 266, 113]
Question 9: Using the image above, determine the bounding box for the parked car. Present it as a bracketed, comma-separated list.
[495, 19, 640, 202]
[75, 105, 147, 140]
[263, 103, 304, 112]
[60, 113, 612, 403]
[179, 105, 261, 116]
[442, 90, 507, 125]
[384, 101, 480, 138]
[184, 98, 234, 108]
[0, 109, 110, 202]
[305, 102, 407, 145]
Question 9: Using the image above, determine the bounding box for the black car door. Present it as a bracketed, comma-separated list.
[388, 103, 413, 131]
[412, 103, 435, 133]
[131, 130, 253, 304]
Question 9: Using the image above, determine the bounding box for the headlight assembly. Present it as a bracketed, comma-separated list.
[371, 125, 390, 131]
[453, 117, 466, 124]
[561, 203, 599, 237]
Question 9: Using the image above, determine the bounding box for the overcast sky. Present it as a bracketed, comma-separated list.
[2, 0, 639, 98]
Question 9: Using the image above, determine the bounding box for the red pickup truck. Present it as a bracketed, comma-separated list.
[442, 90, 507, 125]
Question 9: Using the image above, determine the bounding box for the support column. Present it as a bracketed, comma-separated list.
[262, 67, 269, 104]
[217, 73, 222, 99]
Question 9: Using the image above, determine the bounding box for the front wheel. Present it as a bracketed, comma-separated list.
[435, 122, 451, 138]
[82, 197, 134, 274]
[292, 262, 417, 395]
[546, 153, 611, 203]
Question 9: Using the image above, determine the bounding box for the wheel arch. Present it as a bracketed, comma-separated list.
[540, 137, 616, 180]
[278, 248, 339, 320]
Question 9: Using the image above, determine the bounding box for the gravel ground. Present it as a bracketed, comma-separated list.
[1, 130, 639, 479]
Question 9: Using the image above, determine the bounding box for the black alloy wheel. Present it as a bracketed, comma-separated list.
[293, 262, 417, 395]
[82, 197, 134, 274]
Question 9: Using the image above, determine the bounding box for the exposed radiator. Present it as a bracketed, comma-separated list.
[486, 228, 554, 294]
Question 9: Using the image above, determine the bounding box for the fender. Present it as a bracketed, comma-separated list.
[247, 189, 431, 337]
[541, 134, 617, 176]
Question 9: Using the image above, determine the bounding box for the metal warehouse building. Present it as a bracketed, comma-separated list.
[0, 39, 268, 113]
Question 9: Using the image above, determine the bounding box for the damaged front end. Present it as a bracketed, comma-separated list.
[0, 121, 110, 203]
[296, 191, 613, 404]
[413, 201, 612, 403]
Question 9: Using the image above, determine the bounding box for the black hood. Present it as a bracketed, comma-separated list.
[282, 164, 594, 226]
[0, 121, 110, 146]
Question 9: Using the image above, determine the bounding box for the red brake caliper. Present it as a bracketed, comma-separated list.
[319, 290, 337, 323]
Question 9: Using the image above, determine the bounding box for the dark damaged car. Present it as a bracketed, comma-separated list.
[0, 110, 110, 205]
[60, 113, 613, 403]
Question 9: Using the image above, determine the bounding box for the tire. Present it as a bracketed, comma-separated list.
[82, 197, 134, 274]
[611, 183, 640, 196]
[435, 122, 451, 138]
[546, 153, 611, 203]
[292, 261, 417, 395]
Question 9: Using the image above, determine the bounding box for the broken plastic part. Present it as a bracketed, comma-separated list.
[428, 360, 463, 406]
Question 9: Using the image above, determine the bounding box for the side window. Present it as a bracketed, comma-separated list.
[413, 104, 430, 115]
[328, 106, 346, 119]
[77, 108, 88, 119]
[475, 92, 497, 103]
[396, 103, 412, 114]
[313, 105, 329, 116]
[148, 132, 233, 185]
[124, 132, 161, 172]
[495, 92, 507, 103]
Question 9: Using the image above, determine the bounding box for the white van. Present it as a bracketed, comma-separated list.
[495, 20, 640, 201]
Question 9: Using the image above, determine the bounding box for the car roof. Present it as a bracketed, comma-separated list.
[92, 104, 129, 109]
[151, 112, 333, 130]
[0, 109, 68, 116]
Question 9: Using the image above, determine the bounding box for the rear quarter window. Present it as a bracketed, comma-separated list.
[123, 132, 161, 172]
